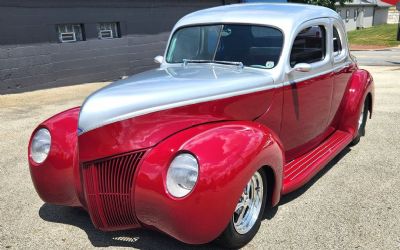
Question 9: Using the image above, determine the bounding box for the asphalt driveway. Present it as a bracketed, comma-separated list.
[0, 66, 399, 249]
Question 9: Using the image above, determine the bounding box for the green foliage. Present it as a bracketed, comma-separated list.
[289, 0, 347, 10]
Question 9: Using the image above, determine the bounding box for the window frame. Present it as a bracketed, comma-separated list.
[346, 9, 350, 22]
[164, 23, 285, 70]
[97, 22, 121, 40]
[333, 26, 342, 56]
[331, 20, 348, 64]
[288, 22, 329, 69]
[56, 23, 85, 43]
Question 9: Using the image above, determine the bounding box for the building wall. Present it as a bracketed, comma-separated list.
[338, 6, 375, 31]
[373, 7, 390, 25]
[0, 0, 239, 94]
[387, 6, 399, 24]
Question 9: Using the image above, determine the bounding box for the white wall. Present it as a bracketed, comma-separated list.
[387, 7, 399, 24]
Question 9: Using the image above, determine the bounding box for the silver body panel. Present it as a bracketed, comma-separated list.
[78, 65, 275, 134]
[79, 3, 351, 134]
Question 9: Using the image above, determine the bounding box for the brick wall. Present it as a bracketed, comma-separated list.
[0, 0, 239, 94]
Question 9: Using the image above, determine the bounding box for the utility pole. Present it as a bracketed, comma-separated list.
[397, 2, 400, 41]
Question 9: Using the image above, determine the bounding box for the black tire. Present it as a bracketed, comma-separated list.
[215, 169, 267, 249]
[351, 98, 369, 146]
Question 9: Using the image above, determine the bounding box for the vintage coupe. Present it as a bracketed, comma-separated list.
[28, 3, 374, 248]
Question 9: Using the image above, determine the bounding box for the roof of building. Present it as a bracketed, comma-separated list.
[174, 3, 340, 32]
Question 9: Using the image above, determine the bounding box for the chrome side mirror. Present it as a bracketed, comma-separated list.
[154, 55, 164, 64]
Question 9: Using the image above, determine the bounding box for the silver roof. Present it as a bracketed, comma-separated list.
[174, 3, 340, 31]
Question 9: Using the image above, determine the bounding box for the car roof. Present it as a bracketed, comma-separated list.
[174, 3, 340, 32]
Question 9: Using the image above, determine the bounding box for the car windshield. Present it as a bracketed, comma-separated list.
[166, 24, 284, 69]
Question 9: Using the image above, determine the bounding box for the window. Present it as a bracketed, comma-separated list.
[333, 26, 342, 55]
[290, 25, 326, 67]
[97, 22, 120, 39]
[166, 24, 284, 69]
[337, 9, 342, 18]
[354, 9, 359, 20]
[57, 24, 84, 43]
[346, 9, 350, 21]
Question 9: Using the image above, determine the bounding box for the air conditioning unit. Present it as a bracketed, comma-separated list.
[99, 30, 113, 39]
[59, 32, 77, 43]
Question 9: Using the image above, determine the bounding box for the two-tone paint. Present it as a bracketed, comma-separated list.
[28, 3, 374, 245]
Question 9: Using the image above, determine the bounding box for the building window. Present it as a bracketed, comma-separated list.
[337, 9, 342, 18]
[346, 9, 350, 22]
[290, 25, 326, 67]
[57, 24, 85, 43]
[97, 22, 120, 39]
[354, 9, 359, 20]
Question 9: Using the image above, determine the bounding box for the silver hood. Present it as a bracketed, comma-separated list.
[78, 64, 277, 134]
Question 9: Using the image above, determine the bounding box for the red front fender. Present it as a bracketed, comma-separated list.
[134, 121, 284, 244]
[28, 107, 83, 207]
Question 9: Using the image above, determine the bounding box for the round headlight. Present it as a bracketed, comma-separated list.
[166, 153, 199, 198]
[30, 128, 51, 164]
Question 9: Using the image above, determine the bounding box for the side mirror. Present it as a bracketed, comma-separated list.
[154, 55, 164, 64]
[293, 63, 312, 72]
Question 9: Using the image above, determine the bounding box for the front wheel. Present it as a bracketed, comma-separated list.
[216, 169, 267, 249]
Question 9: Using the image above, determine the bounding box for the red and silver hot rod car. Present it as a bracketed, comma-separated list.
[28, 3, 374, 248]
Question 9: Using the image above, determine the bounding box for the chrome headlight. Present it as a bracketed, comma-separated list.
[30, 128, 51, 164]
[166, 153, 199, 198]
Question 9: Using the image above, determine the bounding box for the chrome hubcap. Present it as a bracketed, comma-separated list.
[233, 171, 264, 234]
[358, 106, 365, 130]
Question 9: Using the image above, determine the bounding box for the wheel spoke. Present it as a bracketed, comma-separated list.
[232, 171, 265, 235]
[237, 206, 246, 223]
[235, 200, 245, 212]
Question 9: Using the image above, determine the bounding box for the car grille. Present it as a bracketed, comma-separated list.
[82, 150, 146, 231]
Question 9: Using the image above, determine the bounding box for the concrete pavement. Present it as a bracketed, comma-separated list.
[0, 66, 399, 249]
[351, 48, 400, 66]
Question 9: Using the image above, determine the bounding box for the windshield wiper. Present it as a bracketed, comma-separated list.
[182, 59, 244, 68]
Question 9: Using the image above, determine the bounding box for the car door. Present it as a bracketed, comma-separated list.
[329, 19, 355, 125]
[280, 19, 334, 161]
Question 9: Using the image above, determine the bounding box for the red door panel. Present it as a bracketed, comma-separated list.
[280, 72, 334, 161]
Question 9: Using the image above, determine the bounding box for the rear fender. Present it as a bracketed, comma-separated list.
[134, 121, 284, 244]
[338, 69, 374, 137]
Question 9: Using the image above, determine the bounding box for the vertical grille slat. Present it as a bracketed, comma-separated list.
[82, 150, 146, 230]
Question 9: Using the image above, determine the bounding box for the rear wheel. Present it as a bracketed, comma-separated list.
[351, 98, 369, 146]
[216, 169, 267, 249]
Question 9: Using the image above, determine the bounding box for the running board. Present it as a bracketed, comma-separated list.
[282, 130, 353, 194]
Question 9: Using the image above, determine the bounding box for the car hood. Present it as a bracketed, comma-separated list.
[78, 64, 276, 134]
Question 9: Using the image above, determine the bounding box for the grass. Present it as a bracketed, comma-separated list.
[347, 24, 400, 47]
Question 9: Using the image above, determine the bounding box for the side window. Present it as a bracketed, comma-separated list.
[290, 25, 326, 67]
[333, 26, 342, 55]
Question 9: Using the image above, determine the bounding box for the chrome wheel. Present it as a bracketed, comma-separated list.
[358, 105, 365, 130]
[233, 171, 264, 235]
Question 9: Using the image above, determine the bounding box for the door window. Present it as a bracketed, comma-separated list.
[290, 25, 326, 67]
[333, 26, 342, 56]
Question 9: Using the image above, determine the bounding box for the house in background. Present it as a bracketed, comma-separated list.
[337, 0, 393, 31]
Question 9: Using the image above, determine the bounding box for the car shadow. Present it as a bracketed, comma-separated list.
[39, 146, 351, 249]
[39, 204, 220, 250]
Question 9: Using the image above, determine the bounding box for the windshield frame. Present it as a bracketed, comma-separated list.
[164, 23, 285, 70]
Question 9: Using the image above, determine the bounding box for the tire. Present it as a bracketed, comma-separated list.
[351, 97, 369, 146]
[215, 169, 267, 249]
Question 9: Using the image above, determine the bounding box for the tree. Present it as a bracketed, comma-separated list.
[289, 0, 348, 10]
